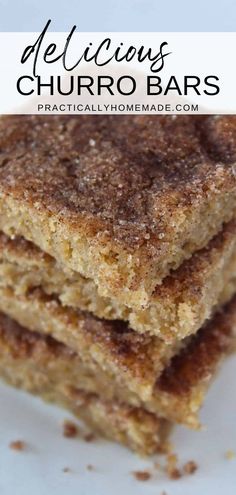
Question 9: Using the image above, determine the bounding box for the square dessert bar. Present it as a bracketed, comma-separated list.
[0, 115, 235, 308]
[0, 295, 235, 454]
[0, 220, 235, 342]
[0, 312, 168, 456]
[0, 282, 235, 427]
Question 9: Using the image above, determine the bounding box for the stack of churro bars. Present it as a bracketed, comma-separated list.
[0, 115, 235, 455]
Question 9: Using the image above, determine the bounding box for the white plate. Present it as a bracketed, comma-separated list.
[0, 354, 236, 495]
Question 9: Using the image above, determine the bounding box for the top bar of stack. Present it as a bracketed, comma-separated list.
[0, 115, 235, 342]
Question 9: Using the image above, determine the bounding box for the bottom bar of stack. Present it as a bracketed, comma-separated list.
[0, 296, 235, 455]
[0, 311, 169, 455]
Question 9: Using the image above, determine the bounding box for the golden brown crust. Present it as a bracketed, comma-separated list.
[0, 115, 235, 306]
[0, 115, 235, 249]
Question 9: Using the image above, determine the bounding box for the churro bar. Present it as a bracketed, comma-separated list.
[0, 115, 235, 309]
[0, 312, 169, 455]
[0, 114, 235, 456]
[0, 284, 235, 427]
[0, 221, 236, 341]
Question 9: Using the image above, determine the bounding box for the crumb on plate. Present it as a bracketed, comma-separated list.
[83, 432, 96, 442]
[62, 420, 78, 438]
[165, 453, 182, 480]
[183, 460, 198, 475]
[132, 470, 152, 481]
[86, 464, 95, 471]
[62, 467, 71, 473]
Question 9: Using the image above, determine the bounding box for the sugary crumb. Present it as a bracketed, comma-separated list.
[62, 420, 78, 438]
[158, 452, 198, 480]
[168, 467, 182, 480]
[183, 460, 198, 475]
[153, 447, 198, 481]
[166, 453, 182, 480]
[9, 440, 25, 451]
[86, 464, 95, 471]
[132, 470, 152, 481]
[62, 467, 71, 473]
[83, 432, 96, 442]
[225, 450, 236, 460]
